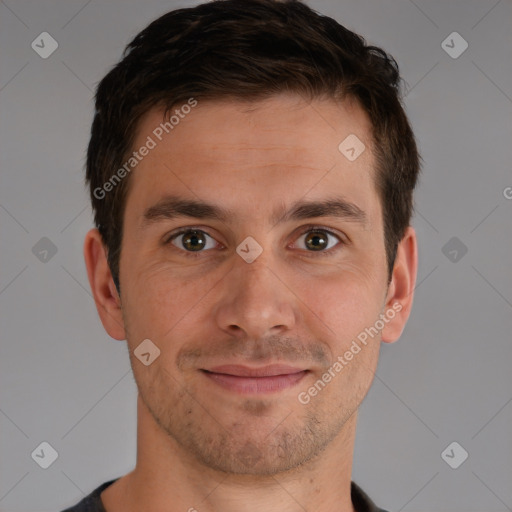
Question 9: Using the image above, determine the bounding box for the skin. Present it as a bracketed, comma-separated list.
[84, 93, 417, 512]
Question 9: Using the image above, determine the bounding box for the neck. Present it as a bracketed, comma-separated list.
[102, 394, 357, 512]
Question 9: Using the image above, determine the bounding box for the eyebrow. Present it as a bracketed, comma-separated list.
[141, 194, 368, 229]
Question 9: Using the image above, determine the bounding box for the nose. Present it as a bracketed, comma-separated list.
[213, 253, 298, 341]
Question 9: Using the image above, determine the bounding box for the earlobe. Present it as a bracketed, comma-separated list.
[381, 226, 418, 344]
[83, 228, 126, 340]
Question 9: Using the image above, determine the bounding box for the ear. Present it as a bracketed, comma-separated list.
[83, 228, 126, 340]
[381, 226, 418, 344]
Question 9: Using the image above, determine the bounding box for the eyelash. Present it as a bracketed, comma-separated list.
[164, 225, 345, 258]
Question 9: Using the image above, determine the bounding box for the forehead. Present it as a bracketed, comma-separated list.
[124, 94, 379, 227]
[137, 94, 371, 159]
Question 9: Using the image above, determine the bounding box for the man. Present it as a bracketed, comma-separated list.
[66, 0, 419, 510]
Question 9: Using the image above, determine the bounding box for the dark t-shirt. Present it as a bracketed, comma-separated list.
[61, 479, 389, 512]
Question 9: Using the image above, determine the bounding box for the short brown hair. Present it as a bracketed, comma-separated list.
[86, 0, 421, 293]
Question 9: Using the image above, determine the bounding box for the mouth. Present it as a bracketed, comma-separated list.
[200, 364, 309, 394]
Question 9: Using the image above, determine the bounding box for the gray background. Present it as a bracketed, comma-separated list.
[1, 0, 511, 511]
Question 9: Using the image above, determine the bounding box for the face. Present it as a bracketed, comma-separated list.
[110, 94, 397, 475]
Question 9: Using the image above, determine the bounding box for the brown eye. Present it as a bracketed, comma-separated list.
[295, 228, 342, 254]
[181, 230, 206, 251]
[304, 230, 329, 251]
[169, 229, 216, 252]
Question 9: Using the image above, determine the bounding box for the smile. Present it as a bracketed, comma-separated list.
[200, 365, 309, 394]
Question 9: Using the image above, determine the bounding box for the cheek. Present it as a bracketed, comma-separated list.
[298, 264, 385, 343]
[121, 259, 221, 343]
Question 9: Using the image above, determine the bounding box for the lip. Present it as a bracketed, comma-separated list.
[207, 364, 306, 377]
[201, 365, 309, 394]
